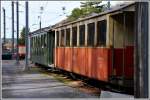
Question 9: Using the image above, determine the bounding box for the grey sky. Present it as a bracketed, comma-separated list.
[1, 1, 125, 38]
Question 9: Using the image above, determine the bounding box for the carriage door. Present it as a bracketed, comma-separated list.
[48, 31, 55, 65]
[111, 11, 135, 85]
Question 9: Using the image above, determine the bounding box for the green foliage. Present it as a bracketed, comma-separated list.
[19, 27, 25, 45]
[68, 8, 84, 21]
[68, 1, 104, 21]
[80, 1, 102, 8]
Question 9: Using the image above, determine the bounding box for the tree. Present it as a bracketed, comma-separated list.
[80, 1, 102, 8]
[19, 27, 25, 45]
[68, 1, 105, 21]
[68, 8, 84, 21]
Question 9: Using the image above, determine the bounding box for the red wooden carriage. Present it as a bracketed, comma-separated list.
[53, 3, 135, 87]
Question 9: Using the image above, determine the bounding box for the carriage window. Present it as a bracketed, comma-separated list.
[37, 37, 38, 55]
[35, 37, 36, 47]
[66, 28, 70, 46]
[32, 37, 33, 47]
[37, 36, 39, 55]
[41, 35, 44, 49]
[35, 37, 36, 48]
[79, 25, 85, 46]
[36, 37, 38, 47]
[43, 35, 45, 48]
[35, 37, 36, 55]
[97, 20, 107, 46]
[32, 37, 34, 54]
[32, 37, 33, 48]
[56, 31, 59, 46]
[44, 34, 47, 48]
[41, 35, 43, 48]
[60, 30, 65, 46]
[87, 23, 95, 46]
[41, 35, 42, 48]
[39, 36, 40, 55]
[72, 26, 77, 46]
[36, 37, 38, 55]
[38, 37, 40, 54]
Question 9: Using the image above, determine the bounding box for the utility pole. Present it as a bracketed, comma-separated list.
[0, 0, 1, 59]
[12, 1, 14, 54]
[134, 2, 149, 98]
[0, 1, 2, 97]
[38, 16, 41, 30]
[39, 6, 43, 30]
[108, 0, 110, 10]
[3, 8, 6, 44]
[16, 1, 19, 64]
[25, 0, 29, 70]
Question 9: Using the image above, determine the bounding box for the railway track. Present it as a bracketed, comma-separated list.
[37, 65, 134, 96]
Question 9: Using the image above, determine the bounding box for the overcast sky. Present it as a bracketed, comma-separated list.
[1, 1, 125, 38]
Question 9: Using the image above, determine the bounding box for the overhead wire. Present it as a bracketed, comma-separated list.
[29, 1, 80, 31]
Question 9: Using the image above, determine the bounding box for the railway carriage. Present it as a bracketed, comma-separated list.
[53, 3, 135, 87]
[18, 45, 25, 59]
[30, 2, 135, 88]
[30, 26, 55, 67]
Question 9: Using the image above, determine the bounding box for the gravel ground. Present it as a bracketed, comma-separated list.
[2, 60, 99, 98]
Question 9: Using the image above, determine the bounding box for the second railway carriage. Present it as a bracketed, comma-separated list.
[53, 2, 135, 87]
[30, 26, 55, 67]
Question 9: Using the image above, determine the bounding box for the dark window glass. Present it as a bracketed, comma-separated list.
[87, 23, 95, 46]
[97, 20, 107, 46]
[66, 28, 70, 46]
[31, 38, 33, 47]
[35, 37, 36, 48]
[35, 37, 36, 53]
[37, 36, 39, 55]
[40, 35, 43, 47]
[44, 34, 47, 48]
[56, 31, 59, 46]
[36, 37, 38, 55]
[33, 37, 34, 54]
[34, 37, 36, 55]
[79, 25, 85, 46]
[35, 37, 36, 47]
[38, 36, 40, 55]
[32, 37, 34, 48]
[61, 30, 65, 46]
[32, 38, 34, 54]
[34, 37, 36, 48]
[72, 26, 77, 46]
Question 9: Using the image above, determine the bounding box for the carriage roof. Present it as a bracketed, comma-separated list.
[53, 2, 135, 29]
[29, 26, 52, 36]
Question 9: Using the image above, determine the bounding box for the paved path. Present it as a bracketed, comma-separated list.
[2, 60, 98, 98]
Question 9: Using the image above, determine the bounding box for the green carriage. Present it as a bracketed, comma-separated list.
[30, 26, 55, 67]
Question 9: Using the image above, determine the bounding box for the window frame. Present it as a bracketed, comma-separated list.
[66, 28, 70, 47]
[97, 20, 107, 47]
[60, 29, 65, 47]
[72, 26, 77, 47]
[56, 31, 59, 47]
[79, 24, 85, 47]
[87, 22, 95, 47]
